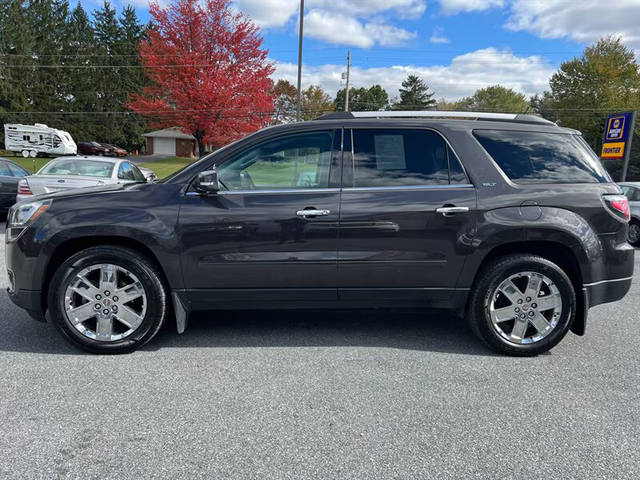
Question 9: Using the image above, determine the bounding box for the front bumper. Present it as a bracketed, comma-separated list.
[7, 287, 45, 321]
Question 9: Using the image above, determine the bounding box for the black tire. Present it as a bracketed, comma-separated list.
[628, 220, 640, 247]
[48, 246, 169, 354]
[467, 254, 576, 356]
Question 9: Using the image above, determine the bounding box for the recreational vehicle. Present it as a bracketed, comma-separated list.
[3, 123, 77, 157]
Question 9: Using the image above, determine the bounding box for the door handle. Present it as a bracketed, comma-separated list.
[436, 206, 469, 216]
[296, 209, 330, 217]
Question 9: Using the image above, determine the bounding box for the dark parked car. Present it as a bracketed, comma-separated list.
[77, 141, 109, 156]
[0, 157, 29, 213]
[6, 111, 634, 355]
[101, 144, 128, 157]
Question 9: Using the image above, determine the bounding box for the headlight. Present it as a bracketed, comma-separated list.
[7, 200, 52, 242]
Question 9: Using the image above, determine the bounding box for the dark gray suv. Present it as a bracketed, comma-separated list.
[6, 111, 634, 355]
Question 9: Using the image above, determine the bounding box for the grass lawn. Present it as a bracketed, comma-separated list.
[139, 157, 195, 179]
[10, 156, 55, 173]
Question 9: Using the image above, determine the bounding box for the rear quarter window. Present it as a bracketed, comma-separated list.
[473, 130, 611, 184]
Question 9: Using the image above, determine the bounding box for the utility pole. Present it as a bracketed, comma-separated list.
[621, 110, 637, 182]
[295, 0, 304, 122]
[344, 50, 351, 112]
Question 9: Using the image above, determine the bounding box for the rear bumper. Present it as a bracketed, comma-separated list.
[585, 276, 633, 307]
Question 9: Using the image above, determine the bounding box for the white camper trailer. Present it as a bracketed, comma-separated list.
[3, 123, 77, 157]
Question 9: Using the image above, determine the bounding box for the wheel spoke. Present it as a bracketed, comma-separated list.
[115, 306, 144, 330]
[511, 317, 528, 341]
[99, 264, 117, 292]
[535, 294, 561, 311]
[115, 282, 144, 305]
[95, 316, 113, 340]
[67, 302, 97, 324]
[524, 273, 542, 300]
[492, 306, 516, 323]
[71, 277, 101, 302]
[499, 280, 523, 305]
[530, 312, 551, 334]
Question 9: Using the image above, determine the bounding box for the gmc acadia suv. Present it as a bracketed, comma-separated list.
[6, 111, 634, 355]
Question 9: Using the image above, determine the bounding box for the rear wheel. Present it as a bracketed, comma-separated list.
[628, 220, 640, 247]
[21, 150, 29, 158]
[48, 246, 168, 353]
[467, 254, 576, 356]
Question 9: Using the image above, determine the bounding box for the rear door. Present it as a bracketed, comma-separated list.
[178, 129, 342, 308]
[338, 127, 477, 306]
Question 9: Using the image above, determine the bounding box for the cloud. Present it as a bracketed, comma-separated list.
[233, 0, 424, 48]
[305, 10, 416, 48]
[438, 0, 505, 15]
[273, 48, 555, 101]
[506, 0, 640, 49]
[233, 0, 300, 28]
[429, 27, 450, 44]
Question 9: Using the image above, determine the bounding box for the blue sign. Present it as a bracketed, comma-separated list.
[602, 112, 634, 159]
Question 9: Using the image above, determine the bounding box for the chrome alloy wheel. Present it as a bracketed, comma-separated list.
[487, 271, 562, 345]
[64, 264, 147, 342]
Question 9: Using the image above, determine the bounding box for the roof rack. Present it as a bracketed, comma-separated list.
[315, 110, 555, 126]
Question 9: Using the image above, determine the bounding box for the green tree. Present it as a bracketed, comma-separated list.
[455, 85, 531, 113]
[392, 74, 436, 110]
[0, 0, 34, 145]
[546, 37, 640, 148]
[301, 85, 333, 121]
[334, 84, 389, 111]
[270, 79, 298, 124]
[544, 37, 640, 180]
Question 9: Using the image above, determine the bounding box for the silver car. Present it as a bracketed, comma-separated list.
[16, 156, 148, 203]
[619, 182, 640, 246]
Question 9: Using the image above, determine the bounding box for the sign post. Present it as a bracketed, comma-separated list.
[601, 111, 637, 181]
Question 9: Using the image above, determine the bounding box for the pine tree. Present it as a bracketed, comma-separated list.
[393, 74, 436, 110]
[92, 1, 125, 146]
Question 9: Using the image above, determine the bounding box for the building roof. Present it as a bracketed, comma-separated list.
[142, 127, 195, 140]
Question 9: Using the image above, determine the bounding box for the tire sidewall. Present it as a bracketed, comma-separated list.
[628, 221, 640, 247]
[472, 256, 576, 355]
[48, 247, 167, 353]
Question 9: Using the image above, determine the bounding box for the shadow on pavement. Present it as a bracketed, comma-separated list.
[143, 308, 493, 356]
[0, 295, 492, 356]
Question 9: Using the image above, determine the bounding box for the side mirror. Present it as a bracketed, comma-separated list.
[195, 168, 220, 194]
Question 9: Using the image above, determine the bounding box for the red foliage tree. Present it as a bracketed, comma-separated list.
[127, 0, 274, 154]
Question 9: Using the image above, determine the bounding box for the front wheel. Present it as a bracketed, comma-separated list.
[628, 220, 640, 247]
[467, 254, 576, 356]
[48, 246, 169, 353]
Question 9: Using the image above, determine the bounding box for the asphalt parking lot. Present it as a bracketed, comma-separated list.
[0, 223, 638, 480]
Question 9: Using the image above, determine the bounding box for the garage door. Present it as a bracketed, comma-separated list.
[154, 137, 176, 155]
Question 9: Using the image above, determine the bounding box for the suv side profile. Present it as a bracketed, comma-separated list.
[6, 111, 634, 355]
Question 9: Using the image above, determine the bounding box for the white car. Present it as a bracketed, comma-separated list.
[16, 156, 148, 203]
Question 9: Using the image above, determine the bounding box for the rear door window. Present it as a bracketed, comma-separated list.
[473, 130, 610, 184]
[349, 129, 468, 187]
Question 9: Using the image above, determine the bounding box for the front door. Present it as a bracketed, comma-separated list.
[338, 127, 477, 306]
[178, 129, 342, 309]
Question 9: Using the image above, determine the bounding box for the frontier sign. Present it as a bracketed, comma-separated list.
[601, 112, 634, 159]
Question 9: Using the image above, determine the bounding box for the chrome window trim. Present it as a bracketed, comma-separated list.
[342, 184, 474, 192]
[185, 184, 475, 196]
[186, 188, 341, 196]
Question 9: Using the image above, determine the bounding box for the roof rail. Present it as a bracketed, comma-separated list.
[315, 110, 555, 126]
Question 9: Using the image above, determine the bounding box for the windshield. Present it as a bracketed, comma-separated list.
[39, 159, 114, 177]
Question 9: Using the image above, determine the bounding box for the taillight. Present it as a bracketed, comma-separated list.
[603, 194, 630, 221]
[17, 179, 32, 196]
